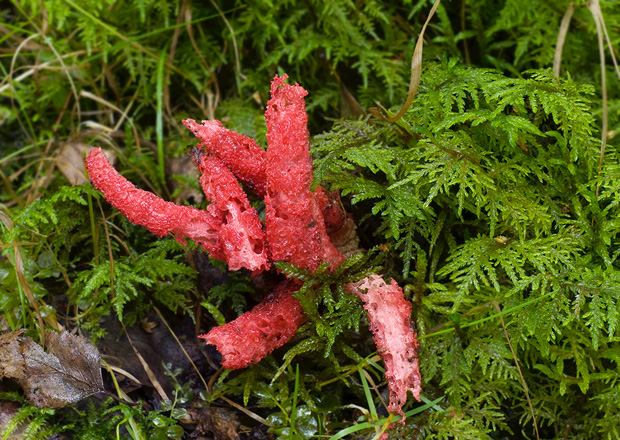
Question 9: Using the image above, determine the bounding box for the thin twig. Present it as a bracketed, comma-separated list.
[461, 0, 470, 64]
[152, 306, 209, 391]
[210, 0, 245, 81]
[120, 319, 170, 401]
[589, 0, 608, 196]
[494, 302, 539, 440]
[553, 3, 575, 77]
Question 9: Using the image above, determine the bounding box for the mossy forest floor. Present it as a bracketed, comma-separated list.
[2, 1, 620, 439]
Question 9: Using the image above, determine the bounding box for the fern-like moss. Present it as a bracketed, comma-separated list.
[311, 60, 619, 437]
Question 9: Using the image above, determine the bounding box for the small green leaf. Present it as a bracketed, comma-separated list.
[200, 302, 226, 326]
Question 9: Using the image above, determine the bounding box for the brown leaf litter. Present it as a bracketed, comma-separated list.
[0, 329, 104, 409]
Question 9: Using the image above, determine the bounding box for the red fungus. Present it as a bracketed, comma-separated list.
[86, 147, 221, 249]
[264, 75, 344, 272]
[86, 75, 422, 424]
[347, 275, 422, 421]
[200, 280, 306, 369]
[183, 119, 268, 197]
[194, 151, 269, 272]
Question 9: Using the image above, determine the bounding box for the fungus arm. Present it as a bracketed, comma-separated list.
[201, 280, 306, 369]
[194, 151, 269, 272]
[86, 147, 221, 248]
[347, 275, 421, 422]
[86, 147, 265, 272]
[264, 75, 343, 272]
[183, 119, 268, 197]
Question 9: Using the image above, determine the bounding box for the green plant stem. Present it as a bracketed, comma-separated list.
[156, 48, 166, 184]
[421, 289, 557, 339]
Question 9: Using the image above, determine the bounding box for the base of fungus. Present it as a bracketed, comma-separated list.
[87, 75, 422, 434]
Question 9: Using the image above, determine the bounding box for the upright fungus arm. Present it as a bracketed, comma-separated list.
[194, 151, 269, 272]
[183, 119, 268, 197]
[264, 75, 344, 272]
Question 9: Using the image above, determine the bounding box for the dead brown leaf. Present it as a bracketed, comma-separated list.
[0, 399, 21, 437]
[140, 317, 158, 333]
[55, 142, 116, 185]
[168, 155, 203, 204]
[369, 0, 440, 123]
[186, 407, 240, 440]
[0, 330, 104, 408]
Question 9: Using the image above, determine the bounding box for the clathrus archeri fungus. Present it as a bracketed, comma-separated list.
[85, 75, 421, 421]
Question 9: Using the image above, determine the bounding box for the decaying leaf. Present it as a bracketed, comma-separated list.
[55, 142, 116, 185]
[369, 0, 440, 123]
[0, 399, 21, 437]
[186, 407, 240, 440]
[0, 330, 104, 408]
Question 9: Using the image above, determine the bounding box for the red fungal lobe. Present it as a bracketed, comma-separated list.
[348, 275, 421, 422]
[201, 280, 306, 369]
[264, 75, 344, 272]
[196, 154, 269, 272]
[86, 147, 266, 272]
[85, 147, 221, 249]
[182, 119, 268, 197]
[314, 189, 347, 234]
[182, 117, 344, 235]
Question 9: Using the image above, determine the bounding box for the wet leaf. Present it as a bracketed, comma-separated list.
[369, 0, 440, 123]
[293, 406, 318, 438]
[0, 330, 104, 408]
[55, 142, 116, 186]
[167, 155, 203, 204]
[186, 407, 240, 440]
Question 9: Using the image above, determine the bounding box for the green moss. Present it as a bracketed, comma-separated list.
[2, 0, 620, 438]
